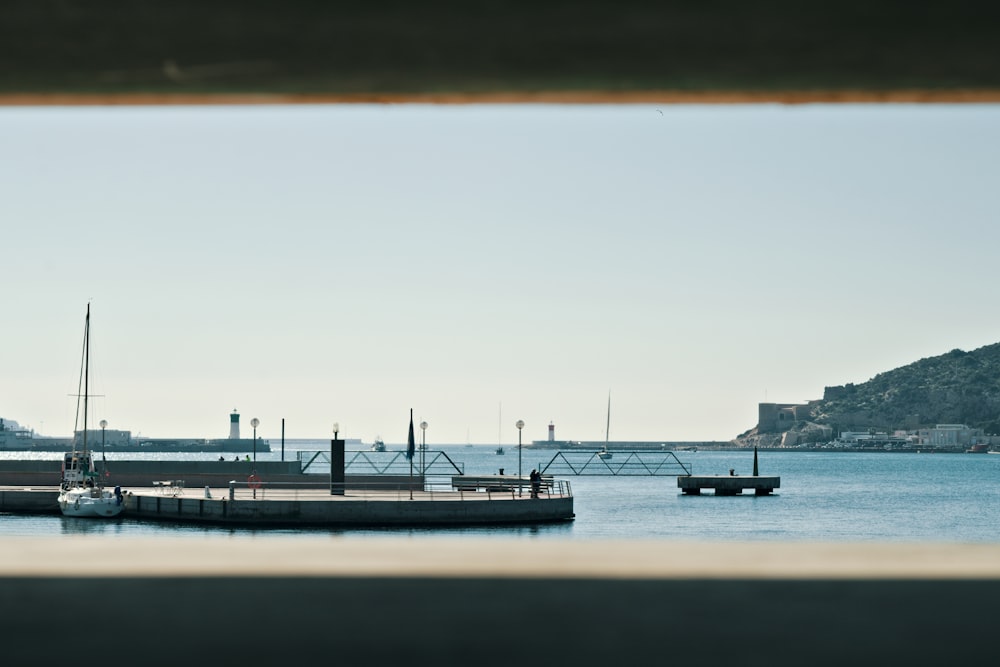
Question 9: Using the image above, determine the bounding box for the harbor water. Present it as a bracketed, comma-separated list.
[3, 442, 1000, 541]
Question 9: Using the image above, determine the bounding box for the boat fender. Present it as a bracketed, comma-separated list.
[248, 474, 262, 490]
[74, 497, 80, 510]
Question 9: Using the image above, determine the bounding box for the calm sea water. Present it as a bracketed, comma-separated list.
[4, 442, 1000, 541]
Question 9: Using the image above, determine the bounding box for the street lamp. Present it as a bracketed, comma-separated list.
[420, 420, 428, 475]
[99, 419, 108, 476]
[250, 417, 260, 499]
[516, 419, 524, 496]
[250, 418, 260, 467]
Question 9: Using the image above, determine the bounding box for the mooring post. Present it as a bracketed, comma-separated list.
[331, 425, 345, 496]
[228, 480, 235, 500]
[753, 446, 759, 476]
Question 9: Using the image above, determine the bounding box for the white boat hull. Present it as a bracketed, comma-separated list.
[58, 488, 124, 518]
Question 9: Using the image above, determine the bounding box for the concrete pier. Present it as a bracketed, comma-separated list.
[0, 459, 306, 488]
[678, 474, 781, 495]
[0, 483, 575, 526]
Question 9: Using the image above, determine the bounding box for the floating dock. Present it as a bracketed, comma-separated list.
[677, 474, 780, 495]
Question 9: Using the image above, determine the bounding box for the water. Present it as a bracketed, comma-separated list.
[4, 443, 1000, 541]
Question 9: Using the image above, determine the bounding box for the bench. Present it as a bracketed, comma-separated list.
[451, 475, 553, 494]
[152, 480, 185, 497]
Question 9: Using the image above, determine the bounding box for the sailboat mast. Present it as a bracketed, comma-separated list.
[83, 304, 90, 455]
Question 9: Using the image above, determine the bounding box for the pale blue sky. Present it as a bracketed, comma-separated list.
[2, 103, 998, 444]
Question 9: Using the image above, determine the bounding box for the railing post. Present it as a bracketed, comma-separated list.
[228, 480, 235, 501]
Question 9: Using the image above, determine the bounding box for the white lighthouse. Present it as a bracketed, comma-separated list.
[229, 409, 240, 440]
[548, 421, 555, 442]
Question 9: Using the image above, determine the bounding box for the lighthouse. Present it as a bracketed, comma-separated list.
[548, 421, 555, 442]
[229, 409, 240, 440]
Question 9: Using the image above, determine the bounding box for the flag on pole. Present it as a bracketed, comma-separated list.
[406, 408, 416, 460]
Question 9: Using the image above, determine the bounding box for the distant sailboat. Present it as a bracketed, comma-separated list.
[57, 304, 124, 518]
[598, 392, 613, 460]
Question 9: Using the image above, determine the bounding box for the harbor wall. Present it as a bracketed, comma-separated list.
[525, 440, 731, 450]
[0, 460, 421, 491]
[0, 488, 57, 513]
[0, 459, 292, 487]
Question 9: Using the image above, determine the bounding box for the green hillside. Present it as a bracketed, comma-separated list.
[813, 344, 1000, 436]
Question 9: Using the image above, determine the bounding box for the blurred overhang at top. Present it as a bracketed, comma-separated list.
[2, 0, 999, 104]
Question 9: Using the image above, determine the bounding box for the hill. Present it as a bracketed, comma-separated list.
[742, 343, 1000, 444]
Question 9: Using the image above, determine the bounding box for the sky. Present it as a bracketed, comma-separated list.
[2, 103, 998, 445]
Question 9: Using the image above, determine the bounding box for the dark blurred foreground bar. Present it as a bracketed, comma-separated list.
[3, 538, 1000, 665]
[2, 0, 999, 101]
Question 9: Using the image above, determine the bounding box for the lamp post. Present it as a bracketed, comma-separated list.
[516, 419, 524, 496]
[420, 420, 428, 475]
[99, 419, 107, 479]
[251, 418, 260, 467]
[250, 417, 260, 499]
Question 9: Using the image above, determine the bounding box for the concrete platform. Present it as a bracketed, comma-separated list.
[2, 538, 1000, 666]
[678, 474, 781, 495]
[0, 484, 575, 526]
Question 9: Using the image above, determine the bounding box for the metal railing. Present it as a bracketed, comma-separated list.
[451, 478, 572, 500]
[216, 478, 572, 502]
[539, 450, 692, 476]
[297, 449, 464, 475]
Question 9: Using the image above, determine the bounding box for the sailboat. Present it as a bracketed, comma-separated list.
[598, 392, 613, 460]
[57, 304, 124, 518]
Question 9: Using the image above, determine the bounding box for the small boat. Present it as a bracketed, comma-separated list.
[495, 446, 505, 455]
[371, 437, 386, 452]
[57, 304, 124, 518]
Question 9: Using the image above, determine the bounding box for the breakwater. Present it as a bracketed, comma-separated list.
[0, 459, 301, 489]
